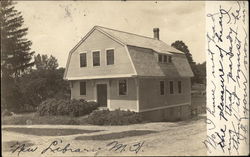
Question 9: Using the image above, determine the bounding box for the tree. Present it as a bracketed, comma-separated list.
[34, 54, 59, 70]
[1, 0, 35, 78]
[171, 40, 194, 64]
[171, 40, 206, 85]
[18, 54, 70, 107]
[194, 62, 206, 84]
[1, 0, 35, 111]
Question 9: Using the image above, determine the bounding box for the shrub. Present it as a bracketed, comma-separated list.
[86, 109, 143, 125]
[37, 98, 57, 116]
[37, 98, 99, 117]
[56, 99, 70, 116]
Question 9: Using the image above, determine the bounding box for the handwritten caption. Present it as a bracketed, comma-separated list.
[9, 139, 145, 156]
[204, 1, 249, 155]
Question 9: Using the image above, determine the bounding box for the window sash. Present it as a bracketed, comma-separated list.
[170, 81, 174, 94]
[163, 55, 167, 63]
[93, 51, 100, 66]
[106, 49, 114, 65]
[80, 53, 87, 67]
[178, 81, 182, 93]
[80, 81, 86, 95]
[168, 56, 172, 63]
[119, 80, 127, 95]
[158, 54, 163, 62]
[160, 81, 165, 95]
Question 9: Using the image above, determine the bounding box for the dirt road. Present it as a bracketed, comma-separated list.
[2, 115, 207, 156]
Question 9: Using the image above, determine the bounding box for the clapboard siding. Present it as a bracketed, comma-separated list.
[65, 29, 135, 79]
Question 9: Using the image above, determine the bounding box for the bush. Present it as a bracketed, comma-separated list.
[37, 98, 57, 116]
[56, 99, 70, 116]
[86, 109, 143, 125]
[37, 98, 99, 117]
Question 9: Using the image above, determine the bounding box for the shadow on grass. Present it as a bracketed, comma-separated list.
[75, 130, 157, 141]
[2, 140, 34, 152]
[2, 127, 103, 136]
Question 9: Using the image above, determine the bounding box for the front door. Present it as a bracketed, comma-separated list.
[96, 84, 107, 106]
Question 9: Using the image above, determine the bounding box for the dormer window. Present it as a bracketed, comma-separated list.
[158, 54, 168, 63]
[163, 55, 167, 62]
[158, 54, 172, 64]
[168, 56, 172, 63]
[158, 54, 163, 62]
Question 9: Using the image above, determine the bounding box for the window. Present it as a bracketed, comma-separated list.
[93, 51, 100, 66]
[178, 81, 182, 93]
[158, 54, 169, 63]
[158, 54, 163, 62]
[168, 56, 172, 63]
[80, 81, 86, 95]
[80, 53, 87, 67]
[163, 55, 167, 63]
[160, 81, 165, 95]
[170, 81, 174, 94]
[106, 49, 114, 65]
[119, 79, 127, 95]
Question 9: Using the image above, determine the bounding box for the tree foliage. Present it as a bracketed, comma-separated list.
[193, 62, 206, 84]
[1, 1, 70, 112]
[1, 0, 35, 111]
[18, 54, 70, 108]
[1, 0, 34, 78]
[171, 40, 206, 85]
[34, 54, 58, 70]
[171, 40, 194, 64]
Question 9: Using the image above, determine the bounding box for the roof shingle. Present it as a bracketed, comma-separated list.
[127, 46, 193, 78]
[96, 26, 184, 55]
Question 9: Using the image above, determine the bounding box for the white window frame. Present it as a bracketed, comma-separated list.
[80, 81, 87, 96]
[79, 51, 87, 68]
[105, 48, 115, 66]
[91, 50, 101, 67]
[158, 53, 170, 64]
[118, 79, 128, 96]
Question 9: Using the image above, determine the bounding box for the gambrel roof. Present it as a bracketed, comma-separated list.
[64, 26, 194, 79]
[127, 46, 193, 78]
[96, 26, 183, 55]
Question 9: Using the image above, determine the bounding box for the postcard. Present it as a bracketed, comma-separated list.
[1, 0, 249, 156]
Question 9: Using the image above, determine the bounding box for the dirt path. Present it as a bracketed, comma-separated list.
[2, 115, 207, 156]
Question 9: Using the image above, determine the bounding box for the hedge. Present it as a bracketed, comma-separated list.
[37, 98, 99, 117]
[86, 109, 143, 125]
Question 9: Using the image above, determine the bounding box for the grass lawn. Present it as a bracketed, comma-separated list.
[2, 127, 103, 136]
[1, 112, 88, 125]
[75, 130, 157, 141]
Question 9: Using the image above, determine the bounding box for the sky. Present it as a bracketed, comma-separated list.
[15, 1, 205, 67]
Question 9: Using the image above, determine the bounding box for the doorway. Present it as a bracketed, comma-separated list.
[96, 84, 107, 106]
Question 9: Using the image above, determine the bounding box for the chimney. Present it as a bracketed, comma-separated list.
[153, 28, 160, 40]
